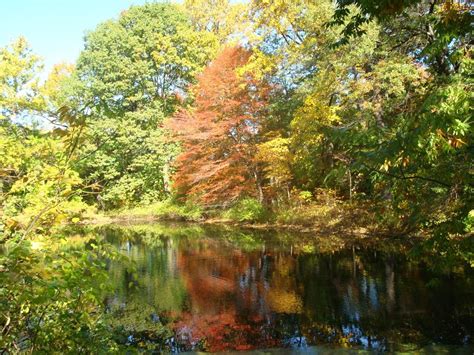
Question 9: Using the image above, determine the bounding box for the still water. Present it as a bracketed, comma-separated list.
[92, 223, 473, 352]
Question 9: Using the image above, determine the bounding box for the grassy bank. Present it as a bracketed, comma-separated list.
[86, 199, 203, 224]
[84, 197, 387, 236]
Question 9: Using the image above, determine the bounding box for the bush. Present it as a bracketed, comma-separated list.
[298, 191, 313, 204]
[275, 204, 334, 226]
[222, 198, 268, 222]
[153, 199, 203, 221]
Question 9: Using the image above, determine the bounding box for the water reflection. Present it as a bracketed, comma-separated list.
[96, 223, 473, 352]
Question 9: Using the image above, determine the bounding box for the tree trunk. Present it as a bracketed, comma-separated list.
[254, 170, 264, 203]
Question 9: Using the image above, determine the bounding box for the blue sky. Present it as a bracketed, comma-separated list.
[0, 0, 152, 74]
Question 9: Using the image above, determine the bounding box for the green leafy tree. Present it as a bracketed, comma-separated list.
[0, 37, 45, 123]
[249, 0, 473, 245]
[73, 3, 219, 208]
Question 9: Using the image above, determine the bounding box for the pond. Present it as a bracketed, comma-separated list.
[85, 223, 473, 352]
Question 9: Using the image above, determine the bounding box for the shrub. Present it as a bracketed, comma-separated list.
[222, 198, 268, 222]
[153, 199, 203, 221]
[298, 191, 313, 204]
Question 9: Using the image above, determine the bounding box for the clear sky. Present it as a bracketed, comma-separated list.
[0, 0, 152, 75]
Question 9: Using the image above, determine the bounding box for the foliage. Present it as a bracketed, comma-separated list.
[76, 3, 218, 115]
[0, 236, 119, 352]
[331, 0, 473, 69]
[256, 135, 292, 204]
[183, 0, 250, 44]
[72, 3, 219, 209]
[221, 197, 269, 222]
[0, 39, 117, 352]
[298, 191, 312, 204]
[0, 39, 90, 235]
[1, 0, 473, 351]
[110, 199, 203, 222]
[0, 37, 44, 122]
[247, 0, 473, 243]
[168, 46, 271, 204]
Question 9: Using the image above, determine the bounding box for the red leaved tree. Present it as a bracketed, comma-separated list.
[168, 46, 270, 204]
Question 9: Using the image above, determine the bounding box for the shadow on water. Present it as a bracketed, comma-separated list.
[68, 223, 473, 352]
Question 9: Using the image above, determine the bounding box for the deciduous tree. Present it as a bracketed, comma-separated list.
[169, 46, 271, 204]
[72, 3, 219, 208]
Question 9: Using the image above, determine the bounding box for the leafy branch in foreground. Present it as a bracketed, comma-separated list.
[0, 38, 120, 352]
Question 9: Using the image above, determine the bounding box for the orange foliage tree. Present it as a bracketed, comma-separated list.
[168, 46, 271, 204]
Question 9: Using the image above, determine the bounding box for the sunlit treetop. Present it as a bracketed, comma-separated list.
[183, 0, 250, 44]
[76, 3, 219, 117]
[0, 37, 45, 121]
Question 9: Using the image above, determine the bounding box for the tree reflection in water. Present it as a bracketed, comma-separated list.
[96, 223, 473, 352]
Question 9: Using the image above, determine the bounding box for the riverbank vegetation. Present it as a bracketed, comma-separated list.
[1, 0, 472, 351]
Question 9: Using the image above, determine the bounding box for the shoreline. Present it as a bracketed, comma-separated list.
[79, 212, 414, 240]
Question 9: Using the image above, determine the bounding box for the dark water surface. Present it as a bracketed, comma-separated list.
[92, 223, 473, 352]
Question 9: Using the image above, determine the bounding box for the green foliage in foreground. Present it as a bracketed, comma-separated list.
[0, 38, 118, 352]
[0, 235, 120, 352]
